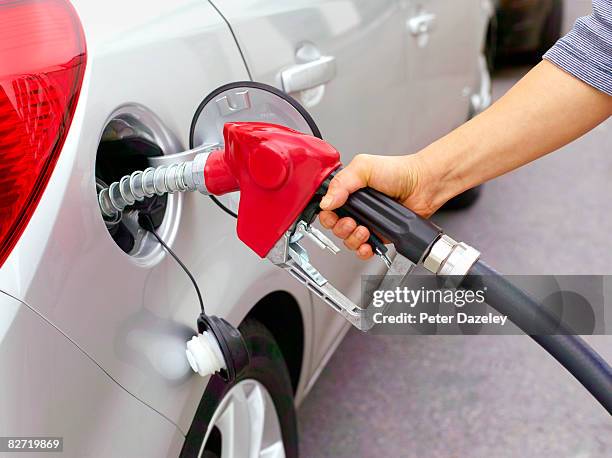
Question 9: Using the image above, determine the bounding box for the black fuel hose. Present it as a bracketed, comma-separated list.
[328, 184, 612, 413]
[462, 260, 612, 415]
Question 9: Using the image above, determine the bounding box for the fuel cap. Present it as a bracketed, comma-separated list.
[190, 81, 322, 215]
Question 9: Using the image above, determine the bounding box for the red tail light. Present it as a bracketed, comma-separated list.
[0, 0, 86, 267]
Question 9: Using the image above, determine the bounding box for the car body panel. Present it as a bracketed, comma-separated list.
[0, 291, 183, 456]
[0, 0, 491, 452]
[398, 0, 492, 151]
[0, 0, 315, 435]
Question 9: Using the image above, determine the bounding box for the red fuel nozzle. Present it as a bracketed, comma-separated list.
[203, 122, 342, 257]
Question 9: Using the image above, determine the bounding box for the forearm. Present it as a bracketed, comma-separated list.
[415, 60, 612, 210]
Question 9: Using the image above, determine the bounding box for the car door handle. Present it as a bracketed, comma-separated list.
[408, 12, 436, 36]
[280, 55, 336, 94]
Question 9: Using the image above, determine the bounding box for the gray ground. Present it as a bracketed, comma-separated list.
[297, 29, 612, 458]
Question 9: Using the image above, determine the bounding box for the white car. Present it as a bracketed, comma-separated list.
[0, 0, 491, 456]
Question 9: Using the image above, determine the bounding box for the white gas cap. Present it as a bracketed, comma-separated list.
[185, 332, 227, 377]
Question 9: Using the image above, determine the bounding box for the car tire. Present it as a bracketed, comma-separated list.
[485, 17, 498, 73]
[538, 0, 563, 57]
[181, 319, 298, 458]
[441, 185, 482, 211]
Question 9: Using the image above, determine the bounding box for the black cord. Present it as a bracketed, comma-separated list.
[139, 214, 205, 314]
[210, 195, 238, 218]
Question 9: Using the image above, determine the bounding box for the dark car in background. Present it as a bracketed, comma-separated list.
[487, 0, 564, 69]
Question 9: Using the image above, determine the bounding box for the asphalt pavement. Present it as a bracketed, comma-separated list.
[297, 61, 612, 458]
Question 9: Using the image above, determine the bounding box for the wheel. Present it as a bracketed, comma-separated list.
[441, 185, 482, 211]
[181, 319, 298, 458]
[538, 0, 563, 57]
[484, 17, 498, 73]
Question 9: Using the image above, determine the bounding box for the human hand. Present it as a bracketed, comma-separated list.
[318, 153, 440, 260]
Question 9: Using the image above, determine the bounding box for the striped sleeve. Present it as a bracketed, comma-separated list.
[543, 0, 612, 95]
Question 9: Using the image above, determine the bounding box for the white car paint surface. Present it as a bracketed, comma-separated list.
[0, 0, 491, 455]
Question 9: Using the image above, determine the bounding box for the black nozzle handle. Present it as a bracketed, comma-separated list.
[338, 187, 442, 264]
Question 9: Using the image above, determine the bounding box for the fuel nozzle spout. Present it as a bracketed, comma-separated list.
[97, 147, 212, 223]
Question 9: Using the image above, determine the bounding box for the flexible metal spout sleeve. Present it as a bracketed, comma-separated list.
[97, 152, 210, 220]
